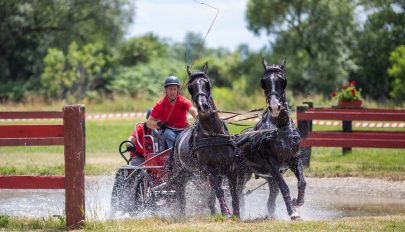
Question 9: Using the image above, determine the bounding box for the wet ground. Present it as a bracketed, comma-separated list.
[0, 176, 404, 221]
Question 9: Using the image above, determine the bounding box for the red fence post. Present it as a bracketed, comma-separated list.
[297, 104, 311, 167]
[63, 105, 85, 229]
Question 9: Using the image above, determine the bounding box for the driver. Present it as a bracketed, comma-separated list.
[146, 75, 198, 149]
[126, 109, 153, 166]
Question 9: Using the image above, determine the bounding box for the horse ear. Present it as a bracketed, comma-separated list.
[187, 65, 192, 76]
[262, 58, 268, 71]
[281, 57, 286, 69]
[202, 62, 208, 74]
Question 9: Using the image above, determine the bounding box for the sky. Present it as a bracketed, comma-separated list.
[126, 0, 270, 51]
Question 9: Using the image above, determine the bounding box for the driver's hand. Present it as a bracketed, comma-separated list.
[126, 142, 135, 152]
[157, 121, 168, 130]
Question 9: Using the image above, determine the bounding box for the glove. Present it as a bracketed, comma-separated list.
[126, 143, 135, 152]
[157, 121, 168, 130]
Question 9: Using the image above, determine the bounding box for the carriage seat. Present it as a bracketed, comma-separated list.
[148, 129, 167, 153]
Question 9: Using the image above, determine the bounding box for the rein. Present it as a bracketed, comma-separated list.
[216, 108, 264, 121]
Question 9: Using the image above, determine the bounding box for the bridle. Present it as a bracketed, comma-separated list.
[261, 69, 287, 106]
[187, 73, 234, 148]
[188, 73, 213, 109]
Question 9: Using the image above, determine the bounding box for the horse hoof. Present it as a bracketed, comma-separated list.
[232, 213, 240, 219]
[267, 215, 276, 220]
[290, 212, 302, 221]
[220, 210, 232, 218]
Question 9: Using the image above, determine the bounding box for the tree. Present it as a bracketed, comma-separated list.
[353, 0, 405, 100]
[40, 41, 113, 101]
[246, 0, 359, 96]
[115, 33, 168, 66]
[388, 45, 405, 101]
[108, 58, 184, 98]
[0, 0, 134, 101]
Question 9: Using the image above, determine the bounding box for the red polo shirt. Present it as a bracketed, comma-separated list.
[150, 95, 192, 129]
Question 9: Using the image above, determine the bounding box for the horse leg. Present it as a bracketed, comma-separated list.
[266, 155, 301, 221]
[175, 174, 188, 218]
[228, 174, 240, 218]
[238, 170, 252, 217]
[265, 177, 279, 219]
[289, 157, 306, 207]
[206, 171, 231, 217]
[207, 178, 217, 215]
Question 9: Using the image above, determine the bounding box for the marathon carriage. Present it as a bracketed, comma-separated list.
[110, 123, 175, 215]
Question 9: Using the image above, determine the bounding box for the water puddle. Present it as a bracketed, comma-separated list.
[0, 176, 404, 221]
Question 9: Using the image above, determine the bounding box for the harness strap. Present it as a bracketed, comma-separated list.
[194, 135, 236, 152]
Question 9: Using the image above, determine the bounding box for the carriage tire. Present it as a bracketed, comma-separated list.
[133, 170, 157, 213]
[111, 168, 138, 214]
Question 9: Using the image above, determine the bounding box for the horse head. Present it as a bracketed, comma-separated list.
[187, 62, 214, 115]
[260, 58, 288, 119]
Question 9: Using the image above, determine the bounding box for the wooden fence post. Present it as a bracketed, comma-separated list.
[63, 105, 85, 229]
[297, 104, 312, 167]
[342, 120, 352, 154]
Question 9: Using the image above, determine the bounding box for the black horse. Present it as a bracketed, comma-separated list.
[237, 58, 306, 220]
[169, 63, 247, 218]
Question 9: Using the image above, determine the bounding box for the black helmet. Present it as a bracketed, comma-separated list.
[146, 109, 152, 119]
[164, 76, 180, 87]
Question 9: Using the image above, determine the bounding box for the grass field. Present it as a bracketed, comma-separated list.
[1, 214, 404, 231]
[1, 118, 405, 179]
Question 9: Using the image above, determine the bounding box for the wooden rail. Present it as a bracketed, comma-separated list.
[0, 105, 85, 229]
[297, 104, 405, 158]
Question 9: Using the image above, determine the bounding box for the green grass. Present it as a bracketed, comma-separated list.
[1, 215, 404, 231]
[1, 118, 405, 179]
[305, 147, 405, 180]
[1, 101, 405, 178]
[1, 92, 404, 113]
[0, 119, 136, 175]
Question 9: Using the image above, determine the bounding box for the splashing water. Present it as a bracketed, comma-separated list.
[1, 176, 404, 221]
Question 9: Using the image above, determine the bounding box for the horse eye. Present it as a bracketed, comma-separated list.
[205, 83, 210, 91]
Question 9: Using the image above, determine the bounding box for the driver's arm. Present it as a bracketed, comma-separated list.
[146, 116, 160, 130]
[127, 135, 135, 142]
[188, 106, 198, 120]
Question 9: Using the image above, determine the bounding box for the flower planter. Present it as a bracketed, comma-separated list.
[337, 99, 363, 108]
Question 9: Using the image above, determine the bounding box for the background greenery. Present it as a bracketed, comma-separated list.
[0, 0, 404, 106]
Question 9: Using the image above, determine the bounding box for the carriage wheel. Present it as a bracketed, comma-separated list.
[111, 168, 138, 214]
[134, 170, 157, 212]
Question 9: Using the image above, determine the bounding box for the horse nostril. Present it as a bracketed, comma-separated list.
[277, 104, 281, 111]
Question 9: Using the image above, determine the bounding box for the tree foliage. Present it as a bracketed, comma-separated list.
[246, 0, 358, 96]
[40, 42, 113, 101]
[0, 0, 134, 101]
[388, 45, 405, 101]
[353, 0, 405, 100]
[246, 0, 405, 100]
[2, 1, 404, 105]
[108, 58, 185, 98]
[115, 33, 167, 66]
